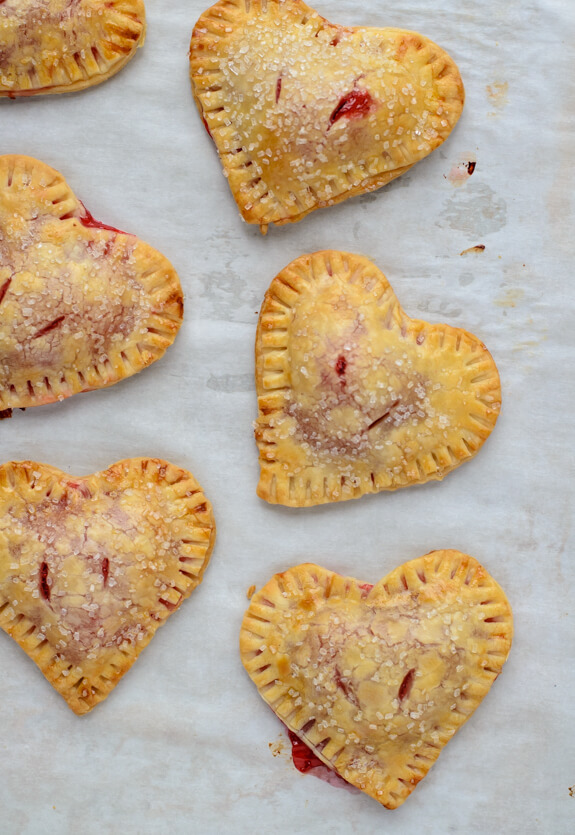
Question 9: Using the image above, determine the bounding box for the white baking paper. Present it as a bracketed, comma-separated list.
[1, 1, 574, 832]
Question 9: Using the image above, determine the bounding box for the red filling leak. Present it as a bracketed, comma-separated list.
[359, 582, 373, 597]
[40, 562, 51, 601]
[329, 87, 375, 128]
[335, 355, 347, 376]
[286, 729, 358, 793]
[102, 557, 109, 586]
[0, 277, 12, 306]
[287, 730, 326, 774]
[398, 668, 416, 702]
[31, 315, 66, 340]
[67, 480, 91, 498]
[334, 666, 359, 707]
[77, 203, 128, 235]
[201, 116, 213, 140]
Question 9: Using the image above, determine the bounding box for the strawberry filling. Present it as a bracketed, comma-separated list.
[335, 355, 347, 376]
[201, 116, 213, 140]
[287, 729, 325, 773]
[39, 562, 50, 601]
[0, 276, 11, 306]
[77, 202, 129, 236]
[286, 728, 359, 793]
[66, 480, 91, 498]
[329, 87, 375, 128]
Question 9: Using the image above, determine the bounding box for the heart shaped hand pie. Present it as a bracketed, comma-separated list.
[0, 458, 215, 714]
[241, 552, 513, 809]
[190, 0, 464, 231]
[0, 0, 145, 97]
[255, 251, 501, 506]
[0, 155, 183, 412]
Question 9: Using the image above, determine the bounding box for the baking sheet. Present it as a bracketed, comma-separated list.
[1, 1, 574, 832]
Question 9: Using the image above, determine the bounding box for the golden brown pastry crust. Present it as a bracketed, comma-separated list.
[0, 0, 146, 97]
[240, 552, 513, 809]
[255, 251, 501, 506]
[0, 155, 183, 411]
[190, 0, 464, 231]
[0, 457, 216, 715]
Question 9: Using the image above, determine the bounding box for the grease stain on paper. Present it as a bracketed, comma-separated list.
[494, 287, 525, 308]
[546, 55, 575, 253]
[437, 182, 507, 236]
[200, 261, 261, 321]
[486, 80, 509, 113]
[207, 373, 253, 393]
[416, 297, 462, 320]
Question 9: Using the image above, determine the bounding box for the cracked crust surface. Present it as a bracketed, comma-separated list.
[0, 155, 183, 411]
[255, 251, 501, 506]
[0, 0, 146, 97]
[190, 0, 464, 231]
[0, 457, 216, 715]
[240, 552, 513, 809]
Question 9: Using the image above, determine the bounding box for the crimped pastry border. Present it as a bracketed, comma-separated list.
[190, 0, 464, 230]
[0, 155, 183, 411]
[240, 552, 513, 808]
[255, 251, 501, 506]
[0, 0, 146, 97]
[0, 458, 216, 715]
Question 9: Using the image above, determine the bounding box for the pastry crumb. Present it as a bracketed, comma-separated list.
[460, 244, 486, 255]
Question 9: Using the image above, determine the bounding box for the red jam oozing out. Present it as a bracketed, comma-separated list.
[398, 667, 416, 702]
[67, 480, 91, 498]
[39, 562, 51, 601]
[31, 315, 66, 340]
[359, 582, 373, 597]
[202, 116, 213, 140]
[78, 203, 128, 236]
[335, 355, 347, 376]
[0, 277, 12, 306]
[287, 730, 326, 774]
[329, 87, 375, 127]
[286, 728, 357, 793]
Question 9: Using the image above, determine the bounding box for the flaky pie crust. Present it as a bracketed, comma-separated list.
[190, 0, 464, 231]
[255, 251, 501, 506]
[0, 458, 216, 714]
[240, 552, 513, 809]
[0, 0, 146, 97]
[0, 155, 183, 412]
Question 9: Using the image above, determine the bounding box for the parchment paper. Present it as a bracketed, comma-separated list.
[1, 1, 574, 833]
